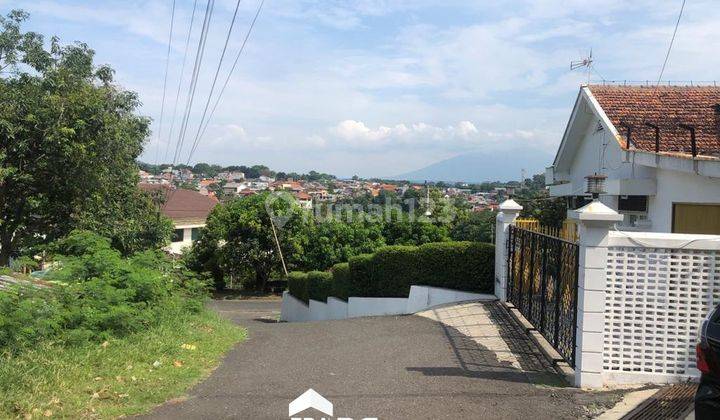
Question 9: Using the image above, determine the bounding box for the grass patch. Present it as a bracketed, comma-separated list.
[0, 308, 245, 419]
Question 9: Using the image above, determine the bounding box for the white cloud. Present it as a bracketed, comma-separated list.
[21, 0, 720, 177]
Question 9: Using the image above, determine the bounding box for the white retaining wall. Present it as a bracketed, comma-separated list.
[280, 291, 311, 322]
[280, 286, 495, 322]
[348, 297, 408, 318]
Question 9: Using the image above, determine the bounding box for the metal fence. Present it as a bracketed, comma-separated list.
[514, 218, 579, 243]
[506, 225, 579, 367]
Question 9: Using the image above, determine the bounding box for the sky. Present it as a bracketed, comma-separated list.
[4, 0, 720, 178]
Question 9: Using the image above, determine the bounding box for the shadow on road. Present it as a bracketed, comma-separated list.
[407, 301, 568, 388]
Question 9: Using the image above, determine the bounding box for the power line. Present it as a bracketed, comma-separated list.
[153, 0, 176, 168]
[163, 0, 200, 164]
[163, 0, 198, 162]
[184, 0, 245, 166]
[171, 0, 216, 166]
[656, 0, 686, 86]
[186, 0, 265, 164]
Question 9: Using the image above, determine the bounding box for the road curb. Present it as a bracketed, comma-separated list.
[501, 301, 575, 385]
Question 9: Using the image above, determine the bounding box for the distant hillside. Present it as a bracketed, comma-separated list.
[391, 149, 553, 183]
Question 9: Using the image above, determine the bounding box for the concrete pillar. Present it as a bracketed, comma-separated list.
[494, 199, 523, 302]
[569, 200, 623, 388]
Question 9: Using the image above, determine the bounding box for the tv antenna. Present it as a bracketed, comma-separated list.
[571, 49, 594, 84]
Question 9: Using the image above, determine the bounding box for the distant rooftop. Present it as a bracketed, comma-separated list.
[139, 184, 218, 224]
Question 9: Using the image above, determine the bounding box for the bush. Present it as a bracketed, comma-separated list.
[347, 253, 375, 297]
[286, 241, 495, 301]
[0, 231, 207, 355]
[307, 271, 333, 302]
[330, 263, 350, 300]
[287, 272, 308, 303]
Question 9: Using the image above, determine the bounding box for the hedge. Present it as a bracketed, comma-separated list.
[330, 263, 350, 300]
[287, 271, 334, 303]
[307, 271, 333, 302]
[287, 241, 494, 302]
[287, 272, 309, 303]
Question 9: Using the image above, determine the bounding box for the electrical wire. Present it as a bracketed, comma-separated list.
[184, 0, 244, 166]
[611, 224, 720, 250]
[171, 0, 216, 166]
[656, 0, 686, 86]
[163, 0, 200, 164]
[153, 0, 177, 168]
[185, 0, 265, 164]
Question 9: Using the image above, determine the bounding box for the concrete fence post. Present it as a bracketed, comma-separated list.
[569, 201, 623, 388]
[495, 199, 523, 302]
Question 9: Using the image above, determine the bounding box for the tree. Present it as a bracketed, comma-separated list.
[297, 219, 385, 270]
[381, 211, 450, 246]
[188, 192, 308, 291]
[192, 162, 221, 177]
[450, 210, 494, 243]
[0, 10, 169, 263]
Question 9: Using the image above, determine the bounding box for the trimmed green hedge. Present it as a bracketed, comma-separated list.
[307, 271, 333, 302]
[330, 263, 350, 300]
[287, 271, 334, 303]
[287, 241, 494, 302]
[287, 272, 309, 303]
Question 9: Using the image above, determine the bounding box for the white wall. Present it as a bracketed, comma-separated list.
[280, 286, 495, 322]
[649, 168, 720, 232]
[601, 231, 720, 385]
[166, 223, 205, 254]
[563, 114, 655, 201]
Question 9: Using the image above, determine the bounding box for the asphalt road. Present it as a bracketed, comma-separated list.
[142, 300, 620, 420]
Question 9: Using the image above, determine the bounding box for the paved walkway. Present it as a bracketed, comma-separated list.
[143, 300, 622, 419]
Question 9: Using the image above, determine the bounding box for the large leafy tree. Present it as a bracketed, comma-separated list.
[0, 10, 170, 263]
[297, 219, 385, 271]
[188, 192, 308, 291]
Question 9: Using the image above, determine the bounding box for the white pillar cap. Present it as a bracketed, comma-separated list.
[568, 200, 624, 223]
[499, 199, 523, 212]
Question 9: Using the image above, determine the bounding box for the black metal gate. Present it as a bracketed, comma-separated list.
[506, 225, 579, 367]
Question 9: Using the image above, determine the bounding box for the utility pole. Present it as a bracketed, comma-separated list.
[269, 217, 288, 276]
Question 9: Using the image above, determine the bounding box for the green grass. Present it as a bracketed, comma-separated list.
[0, 309, 245, 419]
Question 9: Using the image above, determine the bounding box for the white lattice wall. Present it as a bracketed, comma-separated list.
[604, 245, 720, 380]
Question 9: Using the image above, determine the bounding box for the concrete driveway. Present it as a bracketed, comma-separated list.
[143, 299, 621, 419]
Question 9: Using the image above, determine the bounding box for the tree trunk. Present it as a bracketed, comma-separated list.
[255, 269, 269, 293]
[0, 234, 12, 267]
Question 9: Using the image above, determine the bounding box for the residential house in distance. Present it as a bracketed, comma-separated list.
[217, 171, 245, 182]
[294, 191, 313, 209]
[222, 181, 247, 196]
[546, 85, 720, 234]
[140, 184, 218, 254]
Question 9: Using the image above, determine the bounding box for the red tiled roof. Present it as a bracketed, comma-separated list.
[139, 184, 217, 222]
[588, 85, 720, 158]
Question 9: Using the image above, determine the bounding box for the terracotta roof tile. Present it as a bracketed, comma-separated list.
[588, 85, 720, 157]
[139, 184, 217, 221]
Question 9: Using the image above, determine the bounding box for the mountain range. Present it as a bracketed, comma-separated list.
[390, 149, 553, 184]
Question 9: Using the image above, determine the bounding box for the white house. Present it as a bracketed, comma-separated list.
[140, 185, 219, 254]
[546, 85, 720, 234]
[222, 181, 248, 196]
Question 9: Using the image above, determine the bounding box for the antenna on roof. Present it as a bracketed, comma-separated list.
[571, 49, 594, 84]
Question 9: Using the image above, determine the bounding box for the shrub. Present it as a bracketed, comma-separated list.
[10, 256, 39, 274]
[287, 271, 309, 303]
[330, 263, 350, 300]
[347, 253, 374, 297]
[0, 231, 207, 355]
[307, 271, 333, 302]
[288, 241, 494, 301]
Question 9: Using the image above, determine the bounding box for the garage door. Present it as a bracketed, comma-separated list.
[672, 204, 720, 235]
